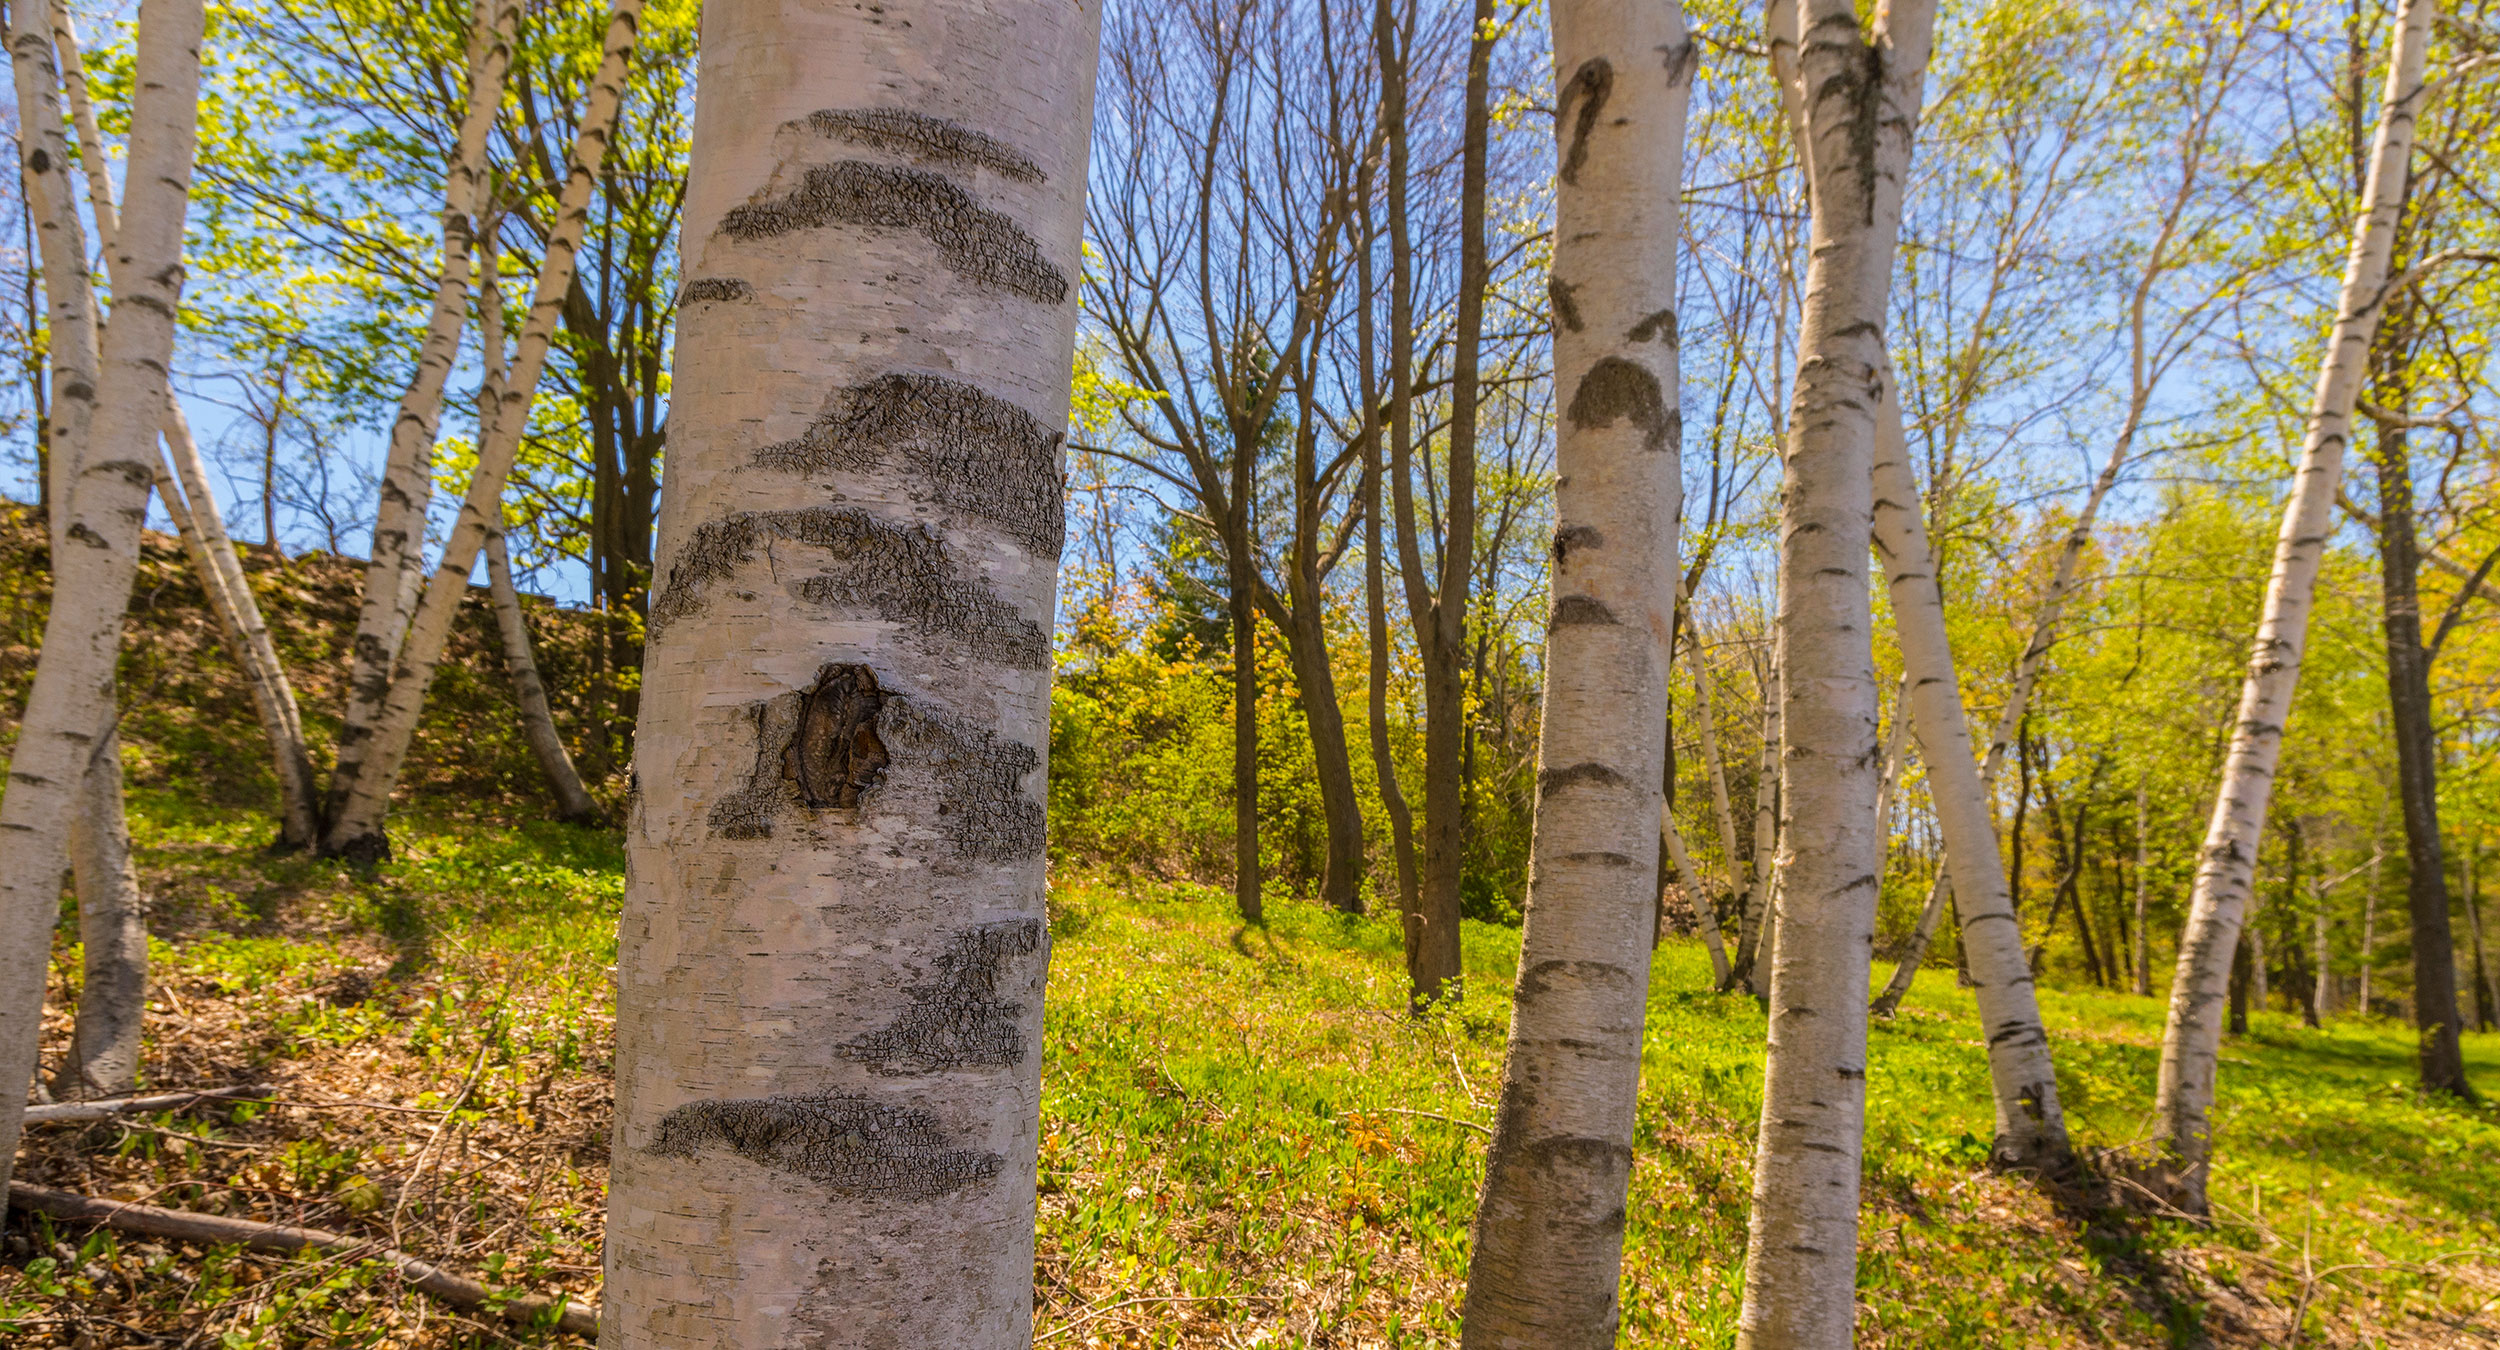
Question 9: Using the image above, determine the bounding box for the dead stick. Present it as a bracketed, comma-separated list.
[7, 1182, 597, 1338]
[24, 1085, 278, 1124]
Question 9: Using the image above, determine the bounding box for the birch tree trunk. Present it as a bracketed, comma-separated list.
[1738, 0, 1937, 1342]
[599, 0, 1096, 1341]
[1461, 10, 1689, 1339]
[61, 728, 145, 1097]
[2154, 0, 2436, 1209]
[1869, 870, 1950, 1018]
[328, 0, 520, 824]
[1733, 667, 1781, 998]
[323, 0, 639, 860]
[1664, 802, 1731, 983]
[1870, 360, 2069, 1168]
[1688, 629, 1751, 988]
[485, 532, 599, 824]
[0, 0, 206, 1214]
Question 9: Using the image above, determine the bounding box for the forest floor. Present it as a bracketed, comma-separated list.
[3, 797, 2497, 1349]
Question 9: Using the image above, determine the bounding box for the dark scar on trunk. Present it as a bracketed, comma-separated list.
[680, 277, 753, 303]
[1550, 595, 1618, 627]
[1539, 762, 1628, 798]
[1558, 58, 1613, 186]
[839, 919, 1044, 1074]
[719, 161, 1068, 304]
[649, 507, 1047, 669]
[1549, 279, 1583, 333]
[647, 1092, 1000, 1199]
[1628, 308, 1678, 347]
[880, 700, 1046, 860]
[1567, 356, 1673, 453]
[800, 108, 1044, 183]
[753, 371, 1066, 558]
[788, 665, 890, 808]
[1553, 524, 1602, 565]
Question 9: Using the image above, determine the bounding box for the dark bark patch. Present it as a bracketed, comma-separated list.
[720, 161, 1068, 304]
[28, 149, 50, 174]
[1516, 958, 1637, 1000]
[1550, 595, 1618, 626]
[801, 108, 1044, 183]
[880, 700, 1047, 860]
[1557, 58, 1613, 186]
[787, 665, 890, 808]
[648, 1092, 1000, 1199]
[1538, 762, 1627, 797]
[1552, 524, 1601, 566]
[1549, 279, 1583, 333]
[839, 919, 1044, 1074]
[753, 371, 1065, 557]
[650, 507, 1047, 669]
[1566, 356, 1671, 453]
[1628, 308, 1678, 347]
[680, 277, 753, 303]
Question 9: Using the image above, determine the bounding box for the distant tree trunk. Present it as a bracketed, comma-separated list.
[2464, 841, 2493, 1032]
[2311, 876, 2334, 1023]
[0, 0, 206, 1218]
[1264, 564, 1365, 914]
[1689, 633, 1751, 991]
[1355, 168, 1419, 918]
[599, 0, 1096, 1337]
[328, 0, 520, 825]
[1869, 358, 2069, 1168]
[1730, 665, 1781, 997]
[1738, 0, 1937, 1341]
[2135, 778, 2153, 995]
[1229, 483, 1263, 926]
[1462, 8, 1689, 1336]
[2228, 932, 2250, 1035]
[1662, 802, 1730, 982]
[1870, 870, 1951, 1019]
[323, 0, 639, 861]
[2156, 0, 2435, 1210]
[2368, 303, 2471, 1097]
[2361, 827, 2380, 1015]
[485, 532, 599, 824]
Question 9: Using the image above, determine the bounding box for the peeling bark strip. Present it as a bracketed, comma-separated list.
[679, 277, 753, 303]
[648, 1093, 1001, 1198]
[840, 920, 1044, 1074]
[802, 107, 1044, 183]
[720, 161, 1069, 304]
[649, 507, 1049, 668]
[1566, 357, 1674, 453]
[753, 371, 1066, 557]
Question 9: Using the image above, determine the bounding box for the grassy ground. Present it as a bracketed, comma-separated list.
[5, 797, 2496, 1348]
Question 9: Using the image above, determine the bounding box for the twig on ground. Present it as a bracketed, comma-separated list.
[1372, 1106, 1492, 1137]
[1036, 1294, 1258, 1343]
[24, 1084, 278, 1124]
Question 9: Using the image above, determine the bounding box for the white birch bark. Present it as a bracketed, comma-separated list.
[62, 725, 145, 1097]
[328, 0, 520, 821]
[1872, 672, 1911, 845]
[484, 531, 599, 823]
[323, 0, 639, 860]
[1870, 365, 2068, 1167]
[1461, 8, 1689, 1338]
[1870, 869, 1951, 1017]
[2153, 0, 2434, 1211]
[1738, 0, 1937, 1343]
[0, 0, 207, 1213]
[1664, 800, 1731, 984]
[599, 0, 1097, 1342]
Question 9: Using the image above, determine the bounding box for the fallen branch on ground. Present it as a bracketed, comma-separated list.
[6, 1182, 597, 1338]
[24, 1085, 278, 1124]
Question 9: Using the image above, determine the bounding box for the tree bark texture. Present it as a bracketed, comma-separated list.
[2136, 779, 2154, 996]
[61, 726, 145, 1098]
[486, 531, 600, 824]
[0, 0, 206, 1217]
[2154, 0, 2434, 1210]
[330, 0, 521, 823]
[324, 0, 640, 860]
[599, 0, 1097, 1343]
[1663, 801, 1731, 983]
[1738, 1, 1936, 1344]
[1356, 167, 1420, 920]
[1870, 870, 1951, 1018]
[1461, 7, 1689, 1340]
[1869, 360, 2069, 1168]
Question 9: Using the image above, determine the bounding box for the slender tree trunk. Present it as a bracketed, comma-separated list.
[600, 0, 1096, 1339]
[1273, 582, 1365, 914]
[1662, 801, 1730, 983]
[0, 0, 206, 1218]
[2467, 841, 2494, 1032]
[2155, 0, 2435, 1210]
[2136, 778, 2153, 995]
[1870, 870, 1951, 1018]
[1229, 506, 1263, 926]
[1738, 1, 1937, 1342]
[61, 728, 145, 1097]
[1691, 633, 1751, 991]
[2361, 829, 2380, 1015]
[1739, 664, 1781, 998]
[1462, 12, 1689, 1338]
[2311, 877, 2334, 1022]
[485, 532, 600, 824]
[329, 0, 520, 823]
[1869, 359, 2069, 1167]
[323, 0, 640, 860]
[1355, 171, 1419, 919]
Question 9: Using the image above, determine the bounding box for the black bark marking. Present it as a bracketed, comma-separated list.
[1557, 58, 1613, 186]
[720, 161, 1068, 304]
[1552, 524, 1601, 566]
[788, 665, 890, 808]
[1539, 762, 1628, 797]
[802, 108, 1044, 184]
[1567, 357, 1672, 453]
[1549, 279, 1584, 333]
[753, 371, 1065, 557]
[28, 149, 50, 174]
[647, 1092, 1000, 1199]
[650, 507, 1047, 669]
[839, 920, 1044, 1075]
[680, 277, 753, 303]
[880, 700, 1047, 860]
[1628, 308, 1678, 347]
[1550, 595, 1618, 626]
[1517, 958, 1637, 999]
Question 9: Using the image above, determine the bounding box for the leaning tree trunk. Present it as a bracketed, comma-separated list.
[1870, 359, 2069, 1168]
[1738, 1, 1937, 1345]
[485, 532, 599, 824]
[1869, 871, 1952, 1018]
[2155, 0, 2435, 1212]
[1663, 802, 1731, 983]
[2467, 842, 2495, 1032]
[329, 0, 520, 823]
[1460, 7, 1690, 1341]
[1687, 626, 1751, 986]
[323, 0, 639, 861]
[599, 0, 1098, 1340]
[61, 728, 145, 1097]
[0, 0, 206, 1215]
